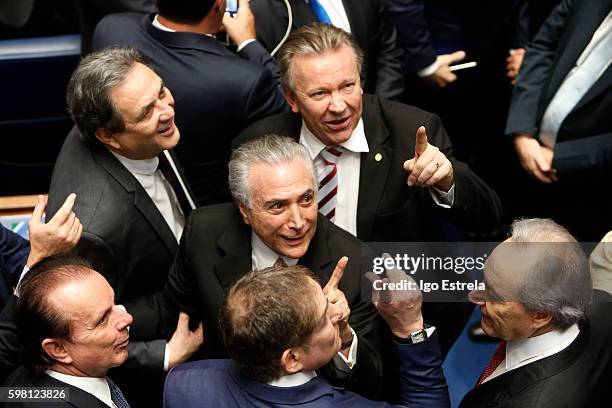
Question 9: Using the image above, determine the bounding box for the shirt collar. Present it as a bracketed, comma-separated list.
[110, 150, 159, 176]
[251, 232, 298, 270]
[268, 370, 317, 387]
[152, 14, 175, 32]
[299, 118, 369, 160]
[45, 370, 113, 407]
[506, 323, 580, 370]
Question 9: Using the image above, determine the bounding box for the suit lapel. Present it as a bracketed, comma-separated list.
[290, 0, 318, 28]
[299, 214, 335, 285]
[214, 215, 253, 292]
[92, 144, 178, 256]
[356, 95, 392, 239]
[341, 0, 367, 48]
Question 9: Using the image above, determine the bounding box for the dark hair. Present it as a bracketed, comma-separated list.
[157, 0, 216, 24]
[219, 265, 320, 383]
[16, 255, 96, 371]
[66, 46, 147, 141]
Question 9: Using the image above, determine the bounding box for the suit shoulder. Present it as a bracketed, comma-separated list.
[165, 360, 235, 405]
[364, 93, 435, 122]
[188, 203, 239, 228]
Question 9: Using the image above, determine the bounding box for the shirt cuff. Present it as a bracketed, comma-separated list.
[164, 344, 170, 372]
[336, 327, 358, 370]
[429, 183, 455, 208]
[418, 60, 440, 77]
[237, 38, 256, 52]
[13, 265, 30, 297]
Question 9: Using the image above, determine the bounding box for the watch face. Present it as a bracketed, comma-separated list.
[410, 330, 427, 343]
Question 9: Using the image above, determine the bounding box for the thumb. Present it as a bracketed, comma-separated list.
[177, 311, 190, 332]
[415, 126, 428, 156]
[534, 151, 550, 173]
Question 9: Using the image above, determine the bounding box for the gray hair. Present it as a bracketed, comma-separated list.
[277, 22, 363, 93]
[66, 46, 148, 141]
[229, 135, 317, 208]
[509, 218, 592, 330]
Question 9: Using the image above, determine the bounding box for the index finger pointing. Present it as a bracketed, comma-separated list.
[324, 256, 348, 292]
[415, 126, 428, 156]
[30, 195, 46, 224]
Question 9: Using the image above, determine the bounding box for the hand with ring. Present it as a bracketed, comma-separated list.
[403, 126, 454, 192]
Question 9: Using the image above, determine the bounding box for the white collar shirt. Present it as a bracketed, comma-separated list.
[250, 232, 299, 271]
[268, 370, 317, 387]
[45, 370, 115, 408]
[483, 323, 580, 384]
[111, 150, 185, 241]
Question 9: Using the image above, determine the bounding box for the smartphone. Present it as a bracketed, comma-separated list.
[226, 0, 238, 14]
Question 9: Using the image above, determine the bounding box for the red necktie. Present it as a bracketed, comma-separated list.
[318, 146, 343, 222]
[477, 340, 507, 386]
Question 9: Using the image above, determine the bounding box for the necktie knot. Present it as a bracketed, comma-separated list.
[320, 146, 343, 165]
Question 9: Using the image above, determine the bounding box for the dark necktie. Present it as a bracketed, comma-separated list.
[307, 0, 332, 24]
[106, 377, 130, 408]
[157, 152, 193, 217]
[273, 257, 288, 268]
[476, 340, 507, 386]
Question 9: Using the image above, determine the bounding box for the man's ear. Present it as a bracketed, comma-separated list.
[238, 201, 251, 226]
[41, 338, 72, 365]
[282, 87, 300, 114]
[532, 311, 553, 330]
[280, 347, 303, 375]
[94, 128, 121, 150]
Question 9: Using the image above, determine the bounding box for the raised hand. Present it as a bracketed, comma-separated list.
[323, 256, 353, 348]
[403, 126, 454, 192]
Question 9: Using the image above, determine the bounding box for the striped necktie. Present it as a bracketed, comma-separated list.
[318, 146, 343, 222]
[307, 0, 332, 24]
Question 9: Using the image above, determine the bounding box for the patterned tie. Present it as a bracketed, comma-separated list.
[157, 152, 194, 216]
[107, 378, 130, 408]
[476, 340, 507, 386]
[307, 0, 332, 24]
[318, 146, 343, 222]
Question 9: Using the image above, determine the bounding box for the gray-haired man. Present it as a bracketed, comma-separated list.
[127, 135, 385, 399]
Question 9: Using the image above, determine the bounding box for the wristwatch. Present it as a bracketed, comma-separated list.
[395, 328, 428, 344]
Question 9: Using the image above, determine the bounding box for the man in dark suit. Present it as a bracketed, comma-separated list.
[250, 0, 405, 100]
[91, 0, 288, 205]
[43, 46, 202, 406]
[506, 0, 612, 241]
[164, 264, 450, 408]
[127, 135, 384, 399]
[461, 218, 612, 408]
[237, 23, 502, 354]
[3, 256, 134, 407]
[0, 195, 82, 309]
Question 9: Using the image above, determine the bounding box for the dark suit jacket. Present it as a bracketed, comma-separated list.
[163, 331, 450, 408]
[505, 0, 612, 178]
[0, 226, 28, 308]
[128, 202, 384, 399]
[237, 94, 502, 241]
[92, 13, 288, 205]
[459, 296, 612, 408]
[384, 0, 519, 73]
[2, 365, 109, 407]
[250, 0, 405, 100]
[43, 127, 190, 406]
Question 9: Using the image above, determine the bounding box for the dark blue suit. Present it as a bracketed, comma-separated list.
[92, 13, 288, 205]
[0, 225, 28, 308]
[164, 332, 450, 408]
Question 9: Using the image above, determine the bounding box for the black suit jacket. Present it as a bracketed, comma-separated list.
[2, 366, 109, 408]
[505, 0, 612, 178]
[0, 226, 28, 308]
[250, 0, 405, 100]
[92, 13, 288, 205]
[459, 296, 612, 408]
[238, 94, 502, 241]
[128, 202, 384, 399]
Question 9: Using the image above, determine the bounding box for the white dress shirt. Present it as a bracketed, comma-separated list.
[300, 119, 455, 237]
[111, 150, 185, 241]
[482, 323, 580, 384]
[250, 232, 358, 368]
[45, 370, 116, 408]
[268, 370, 317, 387]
